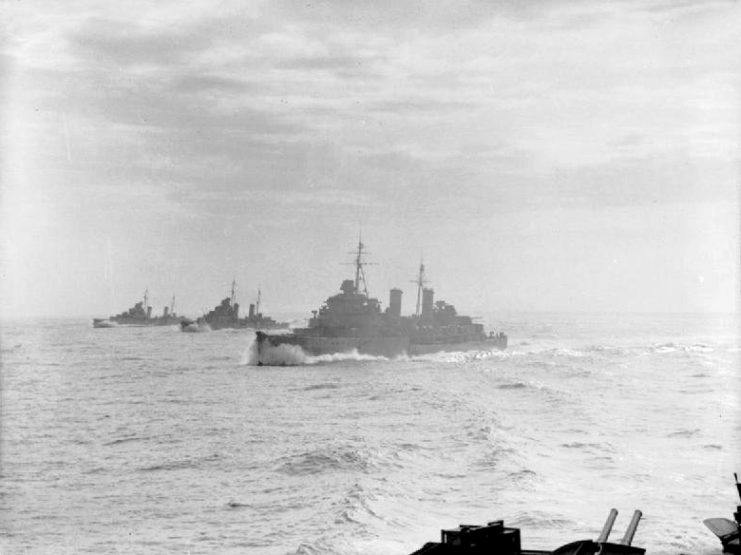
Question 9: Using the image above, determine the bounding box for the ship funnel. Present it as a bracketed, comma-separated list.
[249, 303, 256, 319]
[388, 288, 402, 318]
[163, 306, 169, 317]
[421, 288, 434, 321]
[146, 306, 152, 319]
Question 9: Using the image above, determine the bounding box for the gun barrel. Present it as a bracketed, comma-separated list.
[597, 509, 619, 543]
[620, 510, 642, 546]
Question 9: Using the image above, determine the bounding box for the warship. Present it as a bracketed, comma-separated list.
[407, 509, 644, 555]
[93, 290, 182, 327]
[407, 473, 741, 555]
[180, 281, 289, 332]
[254, 240, 507, 365]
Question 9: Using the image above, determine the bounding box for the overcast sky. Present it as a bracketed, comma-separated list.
[1, 0, 739, 320]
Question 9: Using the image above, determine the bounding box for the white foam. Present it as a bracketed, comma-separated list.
[242, 338, 307, 366]
[242, 338, 394, 366]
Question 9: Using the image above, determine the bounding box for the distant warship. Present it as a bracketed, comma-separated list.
[180, 281, 289, 332]
[93, 290, 182, 327]
[254, 240, 507, 365]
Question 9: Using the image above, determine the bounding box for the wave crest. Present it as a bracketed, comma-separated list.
[276, 447, 372, 476]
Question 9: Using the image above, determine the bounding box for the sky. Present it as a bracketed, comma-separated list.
[0, 0, 739, 320]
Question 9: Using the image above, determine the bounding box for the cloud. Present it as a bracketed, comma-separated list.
[2, 0, 739, 316]
[68, 19, 214, 68]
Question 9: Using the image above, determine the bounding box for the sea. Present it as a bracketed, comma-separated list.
[0, 312, 739, 555]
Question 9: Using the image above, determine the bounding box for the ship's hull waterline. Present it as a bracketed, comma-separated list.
[254, 331, 506, 365]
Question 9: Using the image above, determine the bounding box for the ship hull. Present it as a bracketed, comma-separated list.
[255, 332, 507, 365]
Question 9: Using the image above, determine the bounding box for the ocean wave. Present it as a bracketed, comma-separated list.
[226, 500, 250, 509]
[275, 447, 372, 476]
[472, 448, 505, 471]
[498, 382, 527, 389]
[104, 436, 150, 446]
[583, 344, 630, 355]
[138, 453, 222, 472]
[649, 342, 715, 354]
[300, 383, 341, 391]
[508, 468, 537, 480]
[511, 511, 574, 528]
[553, 348, 586, 358]
[514, 347, 590, 360]
[413, 349, 508, 364]
[83, 466, 107, 475]
[560, 441, 614, 451]
[666, 428, 701, 439]
[292, 540, 345, 555]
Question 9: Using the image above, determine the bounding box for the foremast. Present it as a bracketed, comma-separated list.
[351, 238, 371, 297]
[412, 259, 428, 317]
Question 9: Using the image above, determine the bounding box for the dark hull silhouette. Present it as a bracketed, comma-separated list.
[704, 473, 741, 555]
[408, 509, 644, 555]
[408, 474, 741, 555]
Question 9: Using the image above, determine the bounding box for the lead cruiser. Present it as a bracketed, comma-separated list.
[254, 239, 507, 365]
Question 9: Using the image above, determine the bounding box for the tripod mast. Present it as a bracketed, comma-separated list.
[412, 260, 427, 317]
[353, 238, 369, 296]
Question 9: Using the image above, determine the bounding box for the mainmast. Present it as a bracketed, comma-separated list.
[256, 287, 261, 316]
[230, 279, 237, 305]
[170, 295, 176, 316]
[144, 288, 150, 318]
